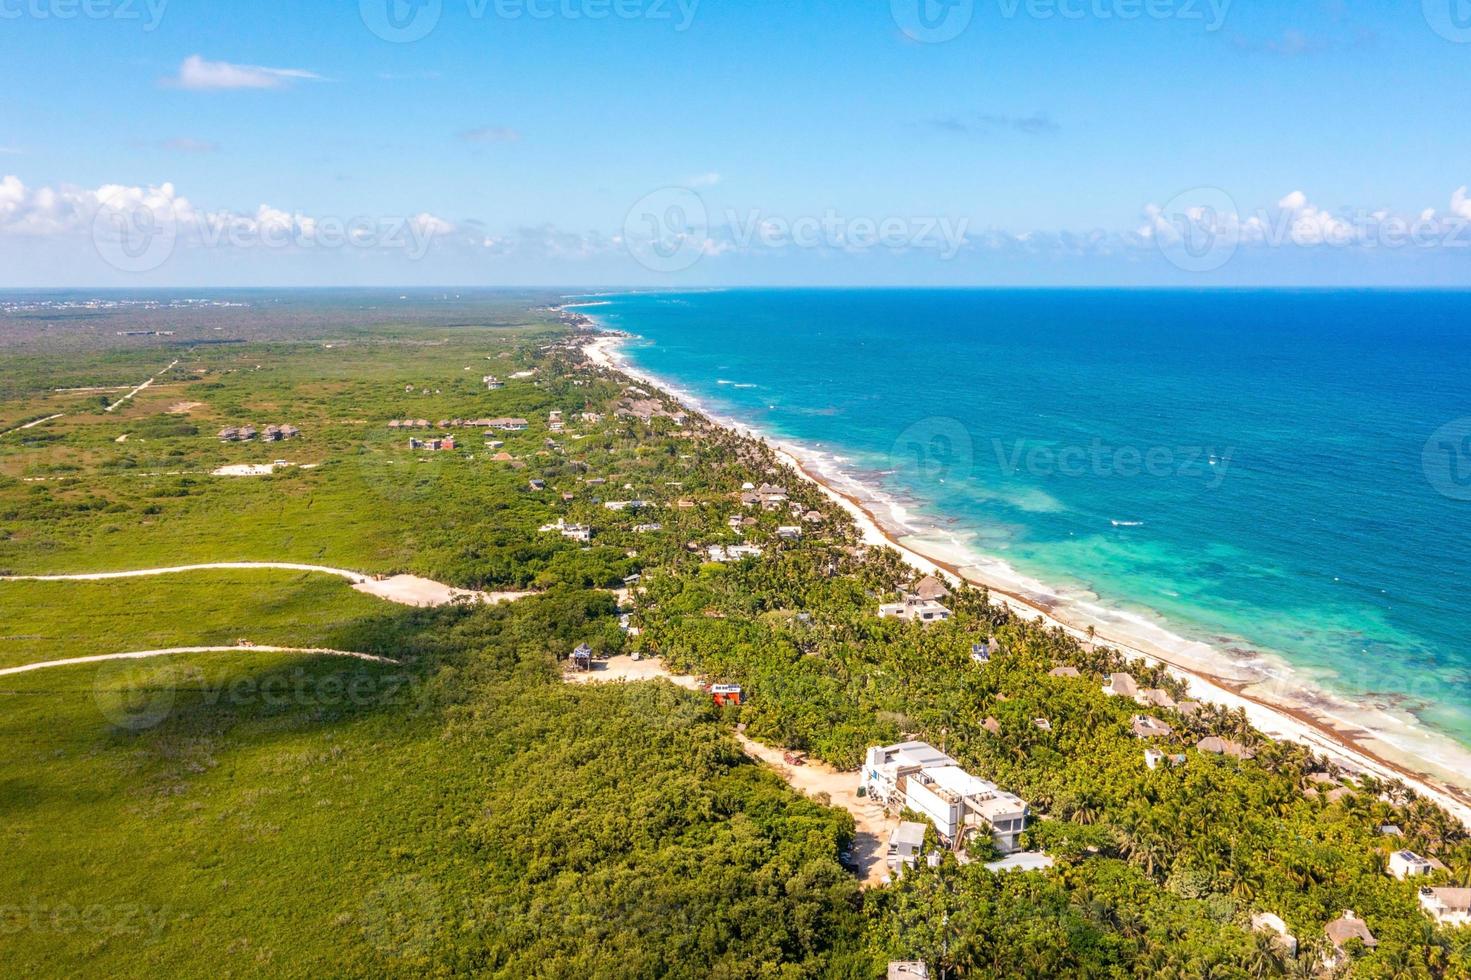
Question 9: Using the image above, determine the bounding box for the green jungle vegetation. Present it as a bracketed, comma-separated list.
[1, 298, 1468, 978]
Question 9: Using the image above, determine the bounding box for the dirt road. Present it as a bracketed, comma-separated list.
[1, 564, 532, 609]
[0, 644, 398, 677]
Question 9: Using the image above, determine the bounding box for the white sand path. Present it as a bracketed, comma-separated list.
[105, 359, 179, 413]
[0, 563, 534, 609]
[0, 645, 398, 677]
[0, 413, 66, 438]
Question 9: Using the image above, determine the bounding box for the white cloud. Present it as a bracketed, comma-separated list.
[1277, 190, 1308, 211]
[170, 55, 320, 91]
[409, 213, 455, 237]
[1452, 186, 1471, 222]
[160, 137, 220, 153]
[686, 172, 721, 188]
[459, 127, 522, 144]
[0, 175, 456, 258]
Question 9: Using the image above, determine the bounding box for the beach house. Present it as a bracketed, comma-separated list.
[1131, 715, 1173, 739]
[1048, 666, 1081, 678]
[1388, 850, 1437, 880]
[1419, 888, 1471, 927]
[887, 962, 930, 980]
[861, 741, 1029, 854]
[1197, 736, 1256, 760]
[1103, 673, 1140, 699]
[1324, 911, 1377, 969]
[1137, 688, 1177, 709]
[877, 598, 952, 624]
[911, 576, 951, 602]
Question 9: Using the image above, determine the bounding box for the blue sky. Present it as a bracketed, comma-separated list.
[2, 0, 1470, 286]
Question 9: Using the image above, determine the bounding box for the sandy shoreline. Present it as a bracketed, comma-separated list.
[580, 329, 1471, 828]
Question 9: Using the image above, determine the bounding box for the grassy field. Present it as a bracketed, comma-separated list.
[0, 593, 860, 977]
[0, 571, 395, 669]
[0, 307, 866, 977]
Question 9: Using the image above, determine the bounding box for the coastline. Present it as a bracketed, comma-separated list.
[579, 328, 1471, 828]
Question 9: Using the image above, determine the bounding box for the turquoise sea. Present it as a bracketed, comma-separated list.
[580, 288, 1471, 772]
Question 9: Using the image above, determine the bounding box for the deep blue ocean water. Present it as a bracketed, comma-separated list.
[583, 289, 1471, 754]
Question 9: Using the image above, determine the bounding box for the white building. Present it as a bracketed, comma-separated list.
[878, 598, 952, 625]
[708, 544, 764, 562]
[1252, 913, 1299, 958]
[777, 526, 803, 541]
[540, 519, 591, 543]
[1420, 888, 1471, 928]
[1388, 850, 1436, 880]
[861, 741, 1030, 854]
[888, 821, 927, 871]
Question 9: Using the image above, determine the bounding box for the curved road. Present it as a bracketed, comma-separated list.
[0, 645, 399, 677]
[2, 562, 374, 584]
[0, 563, 533, 608]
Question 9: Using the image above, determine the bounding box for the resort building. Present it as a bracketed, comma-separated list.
[777, 526, 803, 541]
[1137, 688, 1177, 709]
[1131, 715, 1174, 739]
[1251, 913, 1299, 958]
[1324, 912, 1377, 969]
[886, 963, 930, 980]
[861, 741, 1029, 854]
[1103, 673, 1140, 699]
[877, 598, 952, 624]
[708, 544, 764, 562]
[541, 519, 592, 543]
[261, 424, 300, 442]
[219, 424, 273, 442]
[1197, 736, 1256, 760]
[756, 483, 789, 509]
[1419, 888, 1471, 928]
[910, 576, 951, 602]
[1388, 850, 1437, 880]
[1049, 666, 1081, 678]
[888, 822, 927, 871]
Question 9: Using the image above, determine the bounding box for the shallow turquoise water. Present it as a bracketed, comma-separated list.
[584, 288, 1471, 751]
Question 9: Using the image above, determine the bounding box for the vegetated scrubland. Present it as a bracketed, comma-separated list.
[1, 301, 1468, 978]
